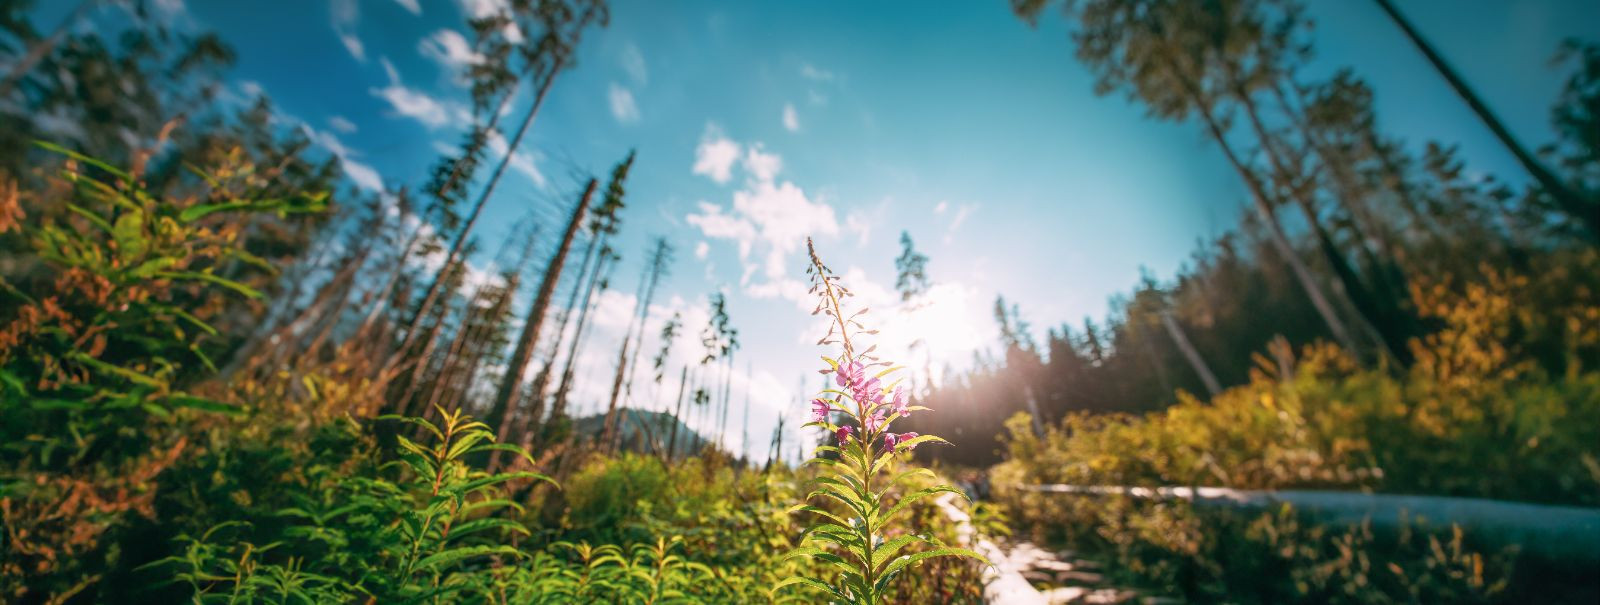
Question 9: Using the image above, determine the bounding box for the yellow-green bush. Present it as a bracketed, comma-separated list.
[992, 255, 1600, 602]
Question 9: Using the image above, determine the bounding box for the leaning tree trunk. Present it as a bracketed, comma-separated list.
[1374, 0, 1598, 241]
[0, 0, 96, 99]
[1171, 70, 1364, 359]
[485, 179, 596, 465]
[1160, 309, 1221, 397]
[550, 245, 614, 427]
[666, 365, 689, 462]
[393, 65, 556, 371]
[517, 230, 602, 442]
[601, 248, 668, 450]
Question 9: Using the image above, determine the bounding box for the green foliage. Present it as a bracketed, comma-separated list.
[0, 143, 331, 601]
[135, 408, 550, 603]
[991, 253, 1600, 602]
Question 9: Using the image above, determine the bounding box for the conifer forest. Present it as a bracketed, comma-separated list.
[2, 0, 1597, 603]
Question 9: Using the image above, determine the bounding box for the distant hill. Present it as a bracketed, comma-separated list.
[570, 408, 710, 458]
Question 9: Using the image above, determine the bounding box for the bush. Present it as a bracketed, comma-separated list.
[992, 255, 1600, 602]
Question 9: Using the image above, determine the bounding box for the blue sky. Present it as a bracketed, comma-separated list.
[48, 0, 1597, 459]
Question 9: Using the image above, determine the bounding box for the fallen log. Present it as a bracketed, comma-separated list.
[1014, 484, 1600, 565]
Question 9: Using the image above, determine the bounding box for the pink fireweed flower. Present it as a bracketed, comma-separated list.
[835, 425, 853, 443]
[853, 376, 883, 406]
[810, 398, 832, 423]
[863, 407, 887, 435]
[889, 386, 909, 417]
[836, 359, 865, 389]
[884, 432, 920, 451]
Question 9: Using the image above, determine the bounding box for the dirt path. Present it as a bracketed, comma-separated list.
[933, 493, 1155, 604]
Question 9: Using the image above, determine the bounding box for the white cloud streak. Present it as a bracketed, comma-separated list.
[782, 103, 800, 132]
[609, 83, 640, 123]
[371, 58, 471, 129]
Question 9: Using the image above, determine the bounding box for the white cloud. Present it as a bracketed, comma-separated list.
[782, 103, 800, 132]
[394, 0, 422, 15]
[371, 58, 471, 129]
[328, 115, 358, 133]
[620, 43, 647, 86]
[743, 277, 811, 310]
[943, 203, 978, 244]
[695, 241, 710, 260]
[800, 63, 834, 82]
[301, 124, 384, 193]
[419, 29, 483, 71]
[688, 182, 837, 299]
[340, 33, 366, 62]
[688, 130, 843, 302]
[692, 124, 741, 184]
[608, 83, 640, 123]
[934, 200, 949, 214]
[331, 0, 365, 62]
[685, 201, 758, 259]
[457, 0, 508, 18]
[845, 211, 871, 247]
[486, 129, 546, 188]
[742, 145, 782, 183]
[808, 89, 828, 106]
[154, 0, 186, 16]
[456, 0, 523, 43]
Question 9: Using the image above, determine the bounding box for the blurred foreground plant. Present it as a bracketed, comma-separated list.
[0, 142, 326, 601]
[776, 238, 983, 603]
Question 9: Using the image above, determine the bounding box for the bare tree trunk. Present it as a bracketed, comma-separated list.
[599, 335, 632, 448]
[1174, 74, 1363, 357]
[486, 178, 596, 464]
[601, 241, 670, 450]
[666, 365, 688, 462]
[1237, 88, 1403, 365]
[1160, 310, 1221, 397]
[739, 359, 752, 467]
[1374, 0, 1598, 242]
[357, 209, 429, 343]
[517, 232, 601, 441]
[420, 282, 495, 417]
[599, 260, 651, 449]
[441, 280, 515, 414]
[550, 246, 613, 425]
[0, 0, 95, 99]
[394, 65, 555, 368]
[394, 257, 466, 416]
[717, 353, 734, 451]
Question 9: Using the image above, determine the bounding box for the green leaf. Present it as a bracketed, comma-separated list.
[68, 352, 166, 389]
[166, 394, 247, 415]
[772, 576, 846, 601]
[112, 210, 147, 261]
[878, 485, 965, 526]
[457, 471, 553, 494]
[473, 442, 537, 468]
[128, 257, 179, 280]
[876, 547, 986, 581]
[788, 504, 849, 527]
[871, 534, 936, 571]
[64, 203, 114, 234]
[0, 369, 24, 395]
[35, 140, 131, 180]
[378, 414, 445, 443]
[156, 271, 263, 299]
